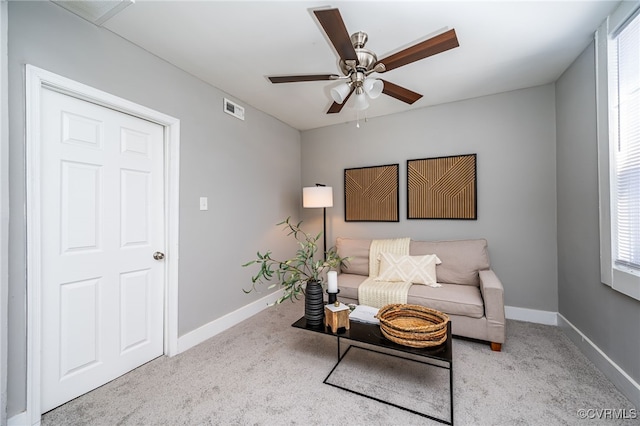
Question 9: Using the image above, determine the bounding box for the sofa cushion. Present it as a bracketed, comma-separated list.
[407, 283, 485, 318]
[375, 253, 441, 286]
[336, 238, 372, 276]
[410, 239, 490, 286]
[337, 275, 485, 319]
[337, 273, 367, 300]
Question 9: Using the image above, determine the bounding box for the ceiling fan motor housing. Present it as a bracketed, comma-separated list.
[339, 32, 378, 77]
[350, 31, 368, 48]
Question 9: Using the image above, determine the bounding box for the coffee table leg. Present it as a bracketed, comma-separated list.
[324, 345, 452, 425]
[450, 361, 454, 425]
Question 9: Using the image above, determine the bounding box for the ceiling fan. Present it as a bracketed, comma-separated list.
[268, 7, 459, 114]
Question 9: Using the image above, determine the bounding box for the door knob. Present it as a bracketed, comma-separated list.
[153, 251, 165, 260]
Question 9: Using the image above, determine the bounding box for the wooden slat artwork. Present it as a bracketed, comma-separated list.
[344, 164, 399, 222]
[407, 154, 477, 220]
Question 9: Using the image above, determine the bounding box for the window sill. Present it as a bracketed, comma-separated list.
[612, 267, 640, 301]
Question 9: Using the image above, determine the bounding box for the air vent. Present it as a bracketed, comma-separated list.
[52, 1, 134, 26]
[223, 98, 245, 121]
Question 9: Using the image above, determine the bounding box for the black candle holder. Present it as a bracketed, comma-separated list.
[326, 289, 340, 305]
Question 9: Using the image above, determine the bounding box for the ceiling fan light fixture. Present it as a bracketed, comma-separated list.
[353, 90, 369, 111]
[364, 78, 384, 99]
[330, 82, 352, 104]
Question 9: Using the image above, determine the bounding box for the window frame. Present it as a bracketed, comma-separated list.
[596, 1, 640, 301]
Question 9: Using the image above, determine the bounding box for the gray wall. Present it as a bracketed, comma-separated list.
[301, 85, 559, 312]
[7, 2, 300, 416]
[556, 41, 640, 384]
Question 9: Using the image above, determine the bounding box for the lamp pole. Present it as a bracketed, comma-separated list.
[314, 183, 328, 261]
[302, 183, 333, 261]
[322, 203, 327, 261]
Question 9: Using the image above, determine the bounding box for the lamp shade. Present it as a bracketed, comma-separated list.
[353, 91, 369, 111]
[303, 186, 333, 208]
[364, 78, 384, 99]
[330, 82, 351, 104]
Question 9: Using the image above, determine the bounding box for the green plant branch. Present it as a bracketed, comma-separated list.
[242, 217, 348, 304]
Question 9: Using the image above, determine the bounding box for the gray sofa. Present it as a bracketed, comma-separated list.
[336, 237, 506, 351]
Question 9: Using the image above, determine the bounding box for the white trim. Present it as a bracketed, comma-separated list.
[0, 2, 8, 425]
[177, 290, 284, 354]
[25, 65, 180, 424]
[182, 303, 558, 355]
[7, 411, 28, 426]
[610, 1, 640, 34]
[25, 64, 44, 426]
[504, 305, 558, 326]
[595, 17, 613, 287]
[164, 105, 181, 358]
[558, 314, 640, 408]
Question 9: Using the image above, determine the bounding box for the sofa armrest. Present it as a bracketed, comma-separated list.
[479, 269, 506, 344]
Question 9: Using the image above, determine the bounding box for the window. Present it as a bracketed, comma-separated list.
[597, 3, 640, 301]
[612, 11, 640, 271]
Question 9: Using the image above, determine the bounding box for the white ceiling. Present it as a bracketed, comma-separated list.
[72, 1, 619, 131]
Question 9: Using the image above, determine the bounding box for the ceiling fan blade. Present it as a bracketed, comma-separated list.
[377, 29, 459, 73]
[380, 80, 423, 104]
[313, 8, 357, 62]
[327, 102, 345, 114]
[327, 88, 354, 114]
[268, 74, 340, 84]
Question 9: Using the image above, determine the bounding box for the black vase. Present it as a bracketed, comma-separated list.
[304, 280, 324, 326]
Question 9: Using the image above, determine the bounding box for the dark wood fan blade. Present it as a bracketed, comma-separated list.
[327, 102, 345, 114]
[377, 29, 459, 72]
[327, 88, 354, 114]
[314, 8, 357, 62]
[268, 74, 339, 83]
[380, 79, 423, 104]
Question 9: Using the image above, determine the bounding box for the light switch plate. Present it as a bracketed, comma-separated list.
[199, 197, 208, 211]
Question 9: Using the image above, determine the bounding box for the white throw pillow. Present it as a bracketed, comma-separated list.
[375, 253, 441, 285]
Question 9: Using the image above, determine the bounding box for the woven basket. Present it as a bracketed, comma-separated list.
[376, 304, 450, 348]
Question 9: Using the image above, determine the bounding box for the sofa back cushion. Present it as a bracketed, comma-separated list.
[336, 237, 372, 275]
[410, 239, 490, 286]
[337, 237, 491, 286]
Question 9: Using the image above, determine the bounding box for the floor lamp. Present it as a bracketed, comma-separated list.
[302, 184, 333, 260]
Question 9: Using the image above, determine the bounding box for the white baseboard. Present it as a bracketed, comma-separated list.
[8, 411, 30, 426]
[505, 305, 558, 325]
[177, 302, 556, 354]
[558, 313, 640, 409]
[177, 290, 284, 354]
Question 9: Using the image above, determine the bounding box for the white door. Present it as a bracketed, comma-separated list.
[40, 88, 165, 412]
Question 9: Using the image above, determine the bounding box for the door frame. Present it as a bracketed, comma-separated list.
[25, 65, 180, 424]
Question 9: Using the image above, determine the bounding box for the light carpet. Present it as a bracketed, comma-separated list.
[42, 301, 638, 426]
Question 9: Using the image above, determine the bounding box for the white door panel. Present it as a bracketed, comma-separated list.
[60, 161, 102, 253]
[59, 277, 101, 378]
[40, 88, 165, 412]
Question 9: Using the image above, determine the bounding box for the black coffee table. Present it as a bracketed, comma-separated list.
[292, 316, 453, 425]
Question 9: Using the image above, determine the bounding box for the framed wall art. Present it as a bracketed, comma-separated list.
[344, 164, 399, 222]
[407, 154, 477, 220]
